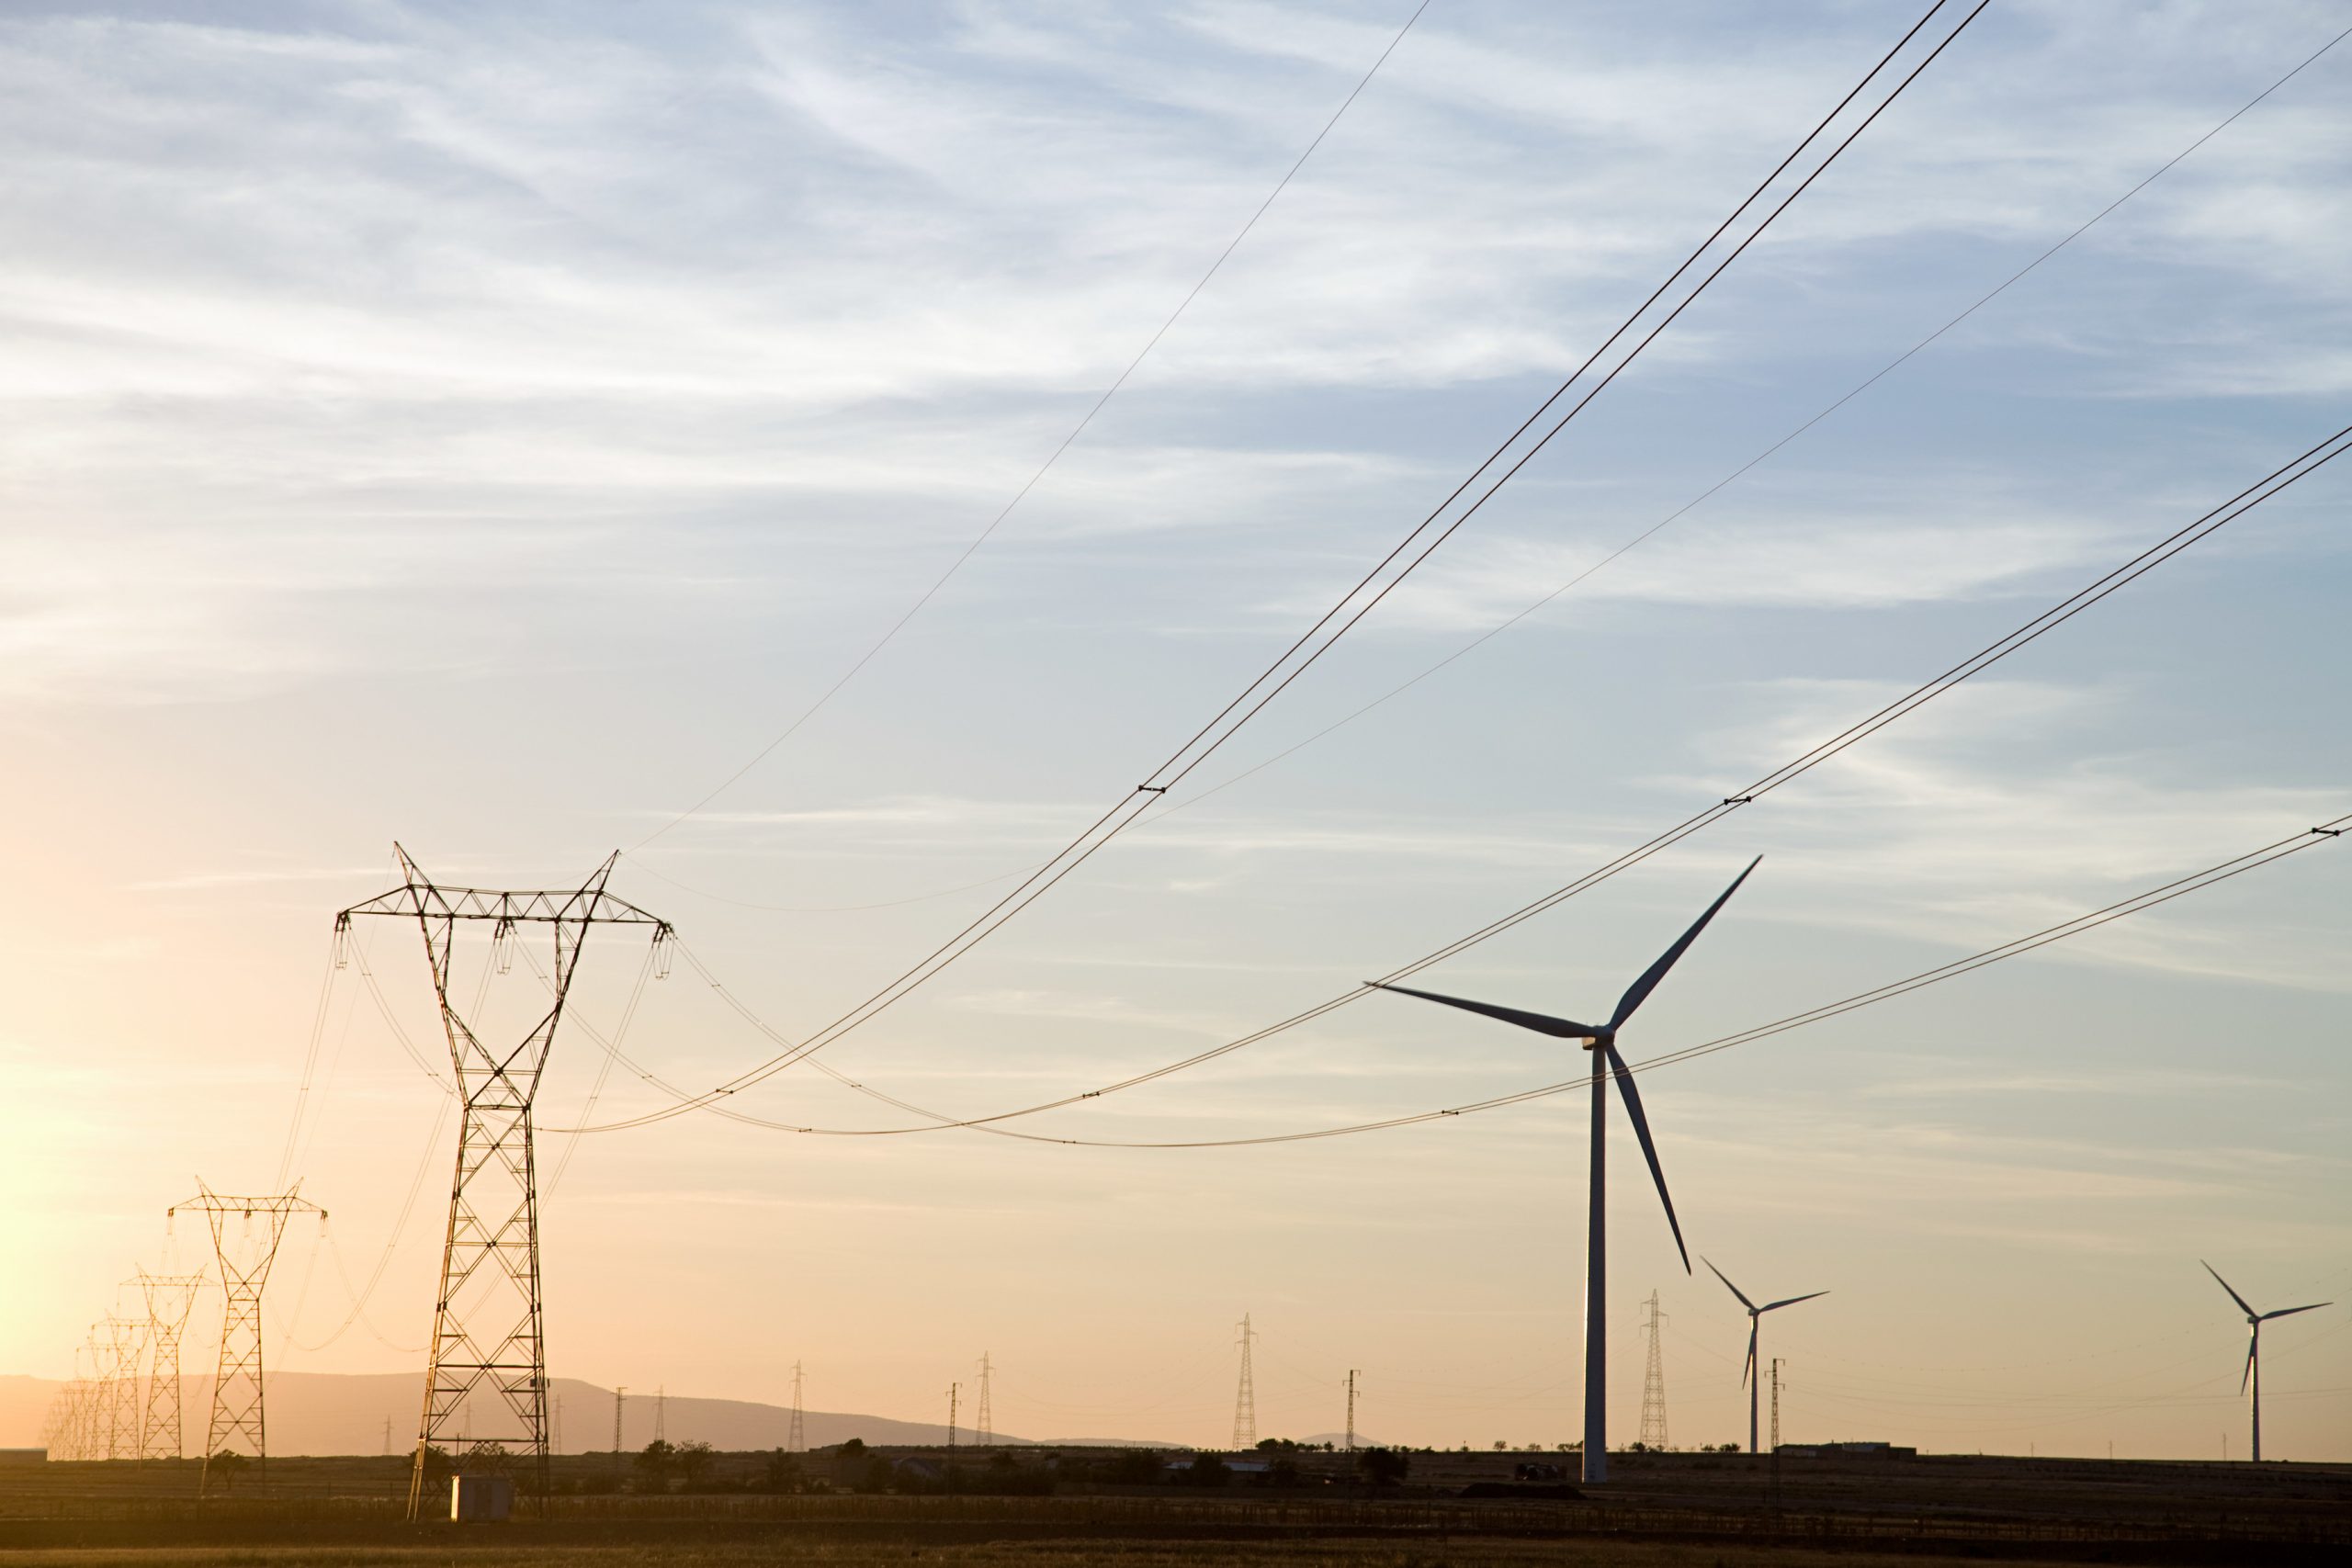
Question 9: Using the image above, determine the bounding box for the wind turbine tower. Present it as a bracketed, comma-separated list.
[1370, 858, 1759, 1482]
[2202, 1262, 2329, 1462]
[1702, 1259, 1826, 1456]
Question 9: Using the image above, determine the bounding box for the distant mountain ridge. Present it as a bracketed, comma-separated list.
[0, 1371, 1170, 1455]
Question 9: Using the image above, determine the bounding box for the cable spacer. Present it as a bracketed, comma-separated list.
[2314, 827, 2344, 837]
[1724, 795, 1754, 806]
[1137, 784, 1168, 794]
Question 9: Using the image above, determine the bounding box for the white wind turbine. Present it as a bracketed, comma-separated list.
[1703, 1258, 1826, 1455]
[1370, 857, 1759, 1483]
[2203, 1262, 2329, 1463]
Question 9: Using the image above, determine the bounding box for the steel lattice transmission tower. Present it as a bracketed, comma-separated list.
[168, 1183, 326, 1491]
[135, 1270, 205, 1461]
[337, 845, 672, 1520]
[1231, 1314, 1257, 1450]
[103, 1315, 148, 1461]
[1638, 1291, 1669, 1450]
[975, 1353, 993, 1448]
[81, 1327, 122, 1462]
[787, 1362, 804, 1453]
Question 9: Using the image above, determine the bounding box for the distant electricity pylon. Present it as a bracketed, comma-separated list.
[60, 1344, 99, 1462]
[1638, 1291, 1669, 1450]
[168, 1182, 325, 1492]
[975, 1353, 993, 1447]
[654, 1385, 666, 1444]
[337, 845, 673, 1520]
[100, 1317, 146, 1461]
[787, 1362, 805, 1453]
[946, 1382, 959, 1454]
[611, 1386, 625, 1474]
[135, 1270, 205, 1461]
[1344, 1370, 1358, 1453]
[1231, 1314, 1257, 1450]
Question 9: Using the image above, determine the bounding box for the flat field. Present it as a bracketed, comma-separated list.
[0, 1449, 2341, 1567]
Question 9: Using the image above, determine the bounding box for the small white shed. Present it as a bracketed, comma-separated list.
[449, 1473, 514, 1522]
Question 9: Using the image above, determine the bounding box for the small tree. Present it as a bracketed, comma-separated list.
[761, 1449, 802, 1493]
[1107, 1448, 1161, 1484]
[634, 1438, 676, 1492]
[208, 1450, 250, 1494]
[836, 1437, 867, 1458]
[1181, 1451, 1231, 1489]
[1359, 1447, 1409, 1491]
[675, 1440, 715, 1490]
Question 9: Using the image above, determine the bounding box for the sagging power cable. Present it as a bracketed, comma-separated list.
[629, 0, 1438, 857]
[568, 812, 2347, 1146]
[586, 1, 1989, 1123]
[555, 418, 2352, 1137]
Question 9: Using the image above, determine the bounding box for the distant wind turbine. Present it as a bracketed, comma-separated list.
[1369, 856, 1759, 1483]
[1703, 1258, 1827, 1456]
[2202, 1261, 2329, 1463]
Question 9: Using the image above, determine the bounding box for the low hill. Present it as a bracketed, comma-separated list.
[0, 1371, 1170, 1455]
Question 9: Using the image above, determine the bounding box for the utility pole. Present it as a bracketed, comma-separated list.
[787, 1363, 805, 1454]
[338, 846, 673, 1520]
[134, 1270, 204, 1461]
[946, 1382, 959, 1457]
[1231, 1314, 1257, 1450]
[1344, 1371, 1358, 1453]
[612, 1387, 626, 1476]
[1638, 1291, 1669, 1450]
[168, 1183, 326, 1493]
[975, 1353, 993, 1448]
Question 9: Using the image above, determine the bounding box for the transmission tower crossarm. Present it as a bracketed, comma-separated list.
[337, 847, 671, 934]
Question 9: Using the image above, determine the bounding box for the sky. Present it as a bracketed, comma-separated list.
[3, 0, 2348, 1462]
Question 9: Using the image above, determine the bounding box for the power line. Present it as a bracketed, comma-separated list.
[1138, 16, 2352, 829]
[615, 15, 2352, 921]
[588, 807, 2348, 1151]
[933, 811, 2352, 1150]
[571, 1, 1985, 1130]
[628, 1, 1436, 857]
[553, 419, 2351, 1139]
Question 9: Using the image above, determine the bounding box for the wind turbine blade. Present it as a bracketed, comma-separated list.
[2257, 1302, 2331, 1322]
[1742, 1320, 1758, 1387]
[2202, 1260, 2256, 1318]
[1365, 982, 1601, 1039]
[1704, 1257, 1758, 1313]
[1758, 1291, 1830, 1314]
[2241, 1331, 2255, 1396]
[1602, 1040, 1689, 1273]
[1608, 857, 1761, 1031]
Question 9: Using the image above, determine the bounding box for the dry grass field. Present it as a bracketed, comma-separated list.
[0, 1448, 2341, 1566]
